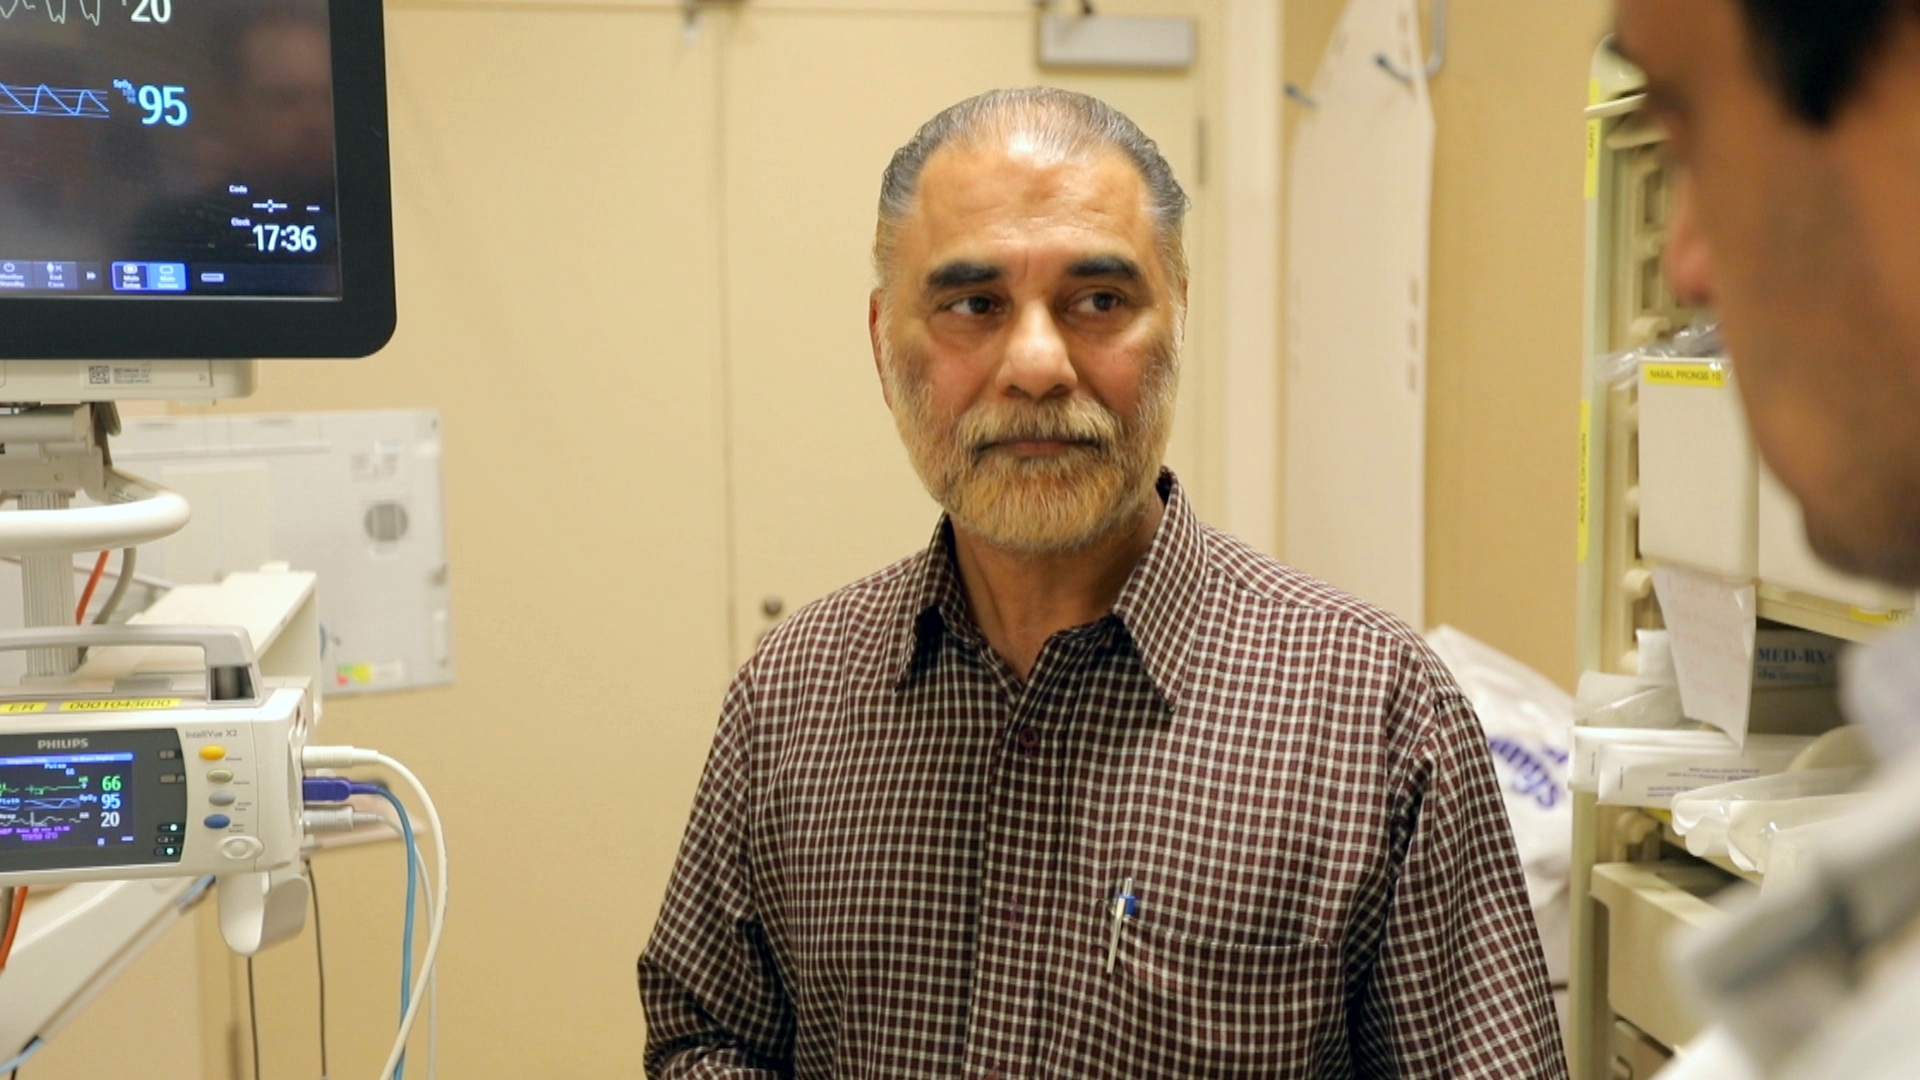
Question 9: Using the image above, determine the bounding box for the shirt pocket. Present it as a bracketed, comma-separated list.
[1099, 921, 1346, 1078]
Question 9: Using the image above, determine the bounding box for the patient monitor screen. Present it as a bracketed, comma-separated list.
[0, 727, 186, 872]
[0, 749, 138, 852]
[0, 0, 341, 297]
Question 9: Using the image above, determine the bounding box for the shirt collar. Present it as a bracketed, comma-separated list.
[891, 469, 1209, 705]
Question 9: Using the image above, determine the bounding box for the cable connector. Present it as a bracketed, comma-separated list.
[302, 744, 381, 769]
[303, 807, 359, 835]
[303, 776, 356, 804]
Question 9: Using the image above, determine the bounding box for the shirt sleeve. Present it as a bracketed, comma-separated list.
[640, 670, 796, 1078]
[1350, 656, 1568, 1079]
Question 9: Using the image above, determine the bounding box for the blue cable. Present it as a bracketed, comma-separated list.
[368, 785, 417, 1080]
[1, 1038, 42, 1074]
[177, 875, 217, 911]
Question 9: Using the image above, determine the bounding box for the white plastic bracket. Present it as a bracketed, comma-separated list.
[0, 405, 191, 556]
[216, 862, 312, 956]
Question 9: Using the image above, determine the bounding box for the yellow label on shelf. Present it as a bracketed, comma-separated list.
[59, 698, 183, 713]
[1577, 400, 1592, 563]
[0, 702, 47, 714]
[1850, 608, 1914, 628]
[1585, 79, 1602, 201]
[1585, 121, 1601, 201]
[1643, 363, 1728, 388]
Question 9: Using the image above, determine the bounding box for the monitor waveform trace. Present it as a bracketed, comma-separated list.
[0, 807, 88, 830]
[0, 779, 92, 797]
[0, 0, 116, 26]
[0, 80, 113, 119]
[15, 797, 88, 811]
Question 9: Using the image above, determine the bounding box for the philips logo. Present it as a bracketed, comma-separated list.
[38, 737, 88, 750]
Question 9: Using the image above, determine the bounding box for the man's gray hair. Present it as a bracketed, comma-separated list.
[874, 88, 1191, 292]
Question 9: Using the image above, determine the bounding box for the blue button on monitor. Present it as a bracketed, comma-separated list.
[112, 262, 189, 292]
[203, 813, 232, 830]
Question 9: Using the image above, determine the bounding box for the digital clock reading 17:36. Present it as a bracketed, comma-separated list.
[252, 224, 320, 254]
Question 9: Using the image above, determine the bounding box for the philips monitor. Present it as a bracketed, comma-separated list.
[0, 0, 394, 369]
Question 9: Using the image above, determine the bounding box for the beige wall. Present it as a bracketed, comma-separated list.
[34, 2, 1615, 1071]
[1284, 0, 1607, 688]
[164, 3, 1227, 1077]
[208, 5, 734, 1075]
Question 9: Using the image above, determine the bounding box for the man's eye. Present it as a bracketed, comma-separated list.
[1075, 292, 1126, 315]
[944, 296, 996, 317]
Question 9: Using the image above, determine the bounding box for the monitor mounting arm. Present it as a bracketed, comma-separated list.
[0, 404, 191, 675]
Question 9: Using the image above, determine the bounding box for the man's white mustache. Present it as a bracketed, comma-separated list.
[958, 409, 1121, 457]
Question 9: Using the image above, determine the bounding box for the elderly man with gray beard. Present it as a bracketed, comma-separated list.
[639, 88, 1563, 1080]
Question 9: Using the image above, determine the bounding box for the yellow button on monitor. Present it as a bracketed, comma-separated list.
[199, 745, 226, 762]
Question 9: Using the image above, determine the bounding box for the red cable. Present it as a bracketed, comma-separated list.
[0, 887, 26, 973]
[3, 562, 113, 969]
[1, 557, 115, 960]
[5, 558, 117, 964]
[76, 550, 111, 624]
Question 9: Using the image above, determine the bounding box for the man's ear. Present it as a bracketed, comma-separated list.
[870, 290, 891, 406]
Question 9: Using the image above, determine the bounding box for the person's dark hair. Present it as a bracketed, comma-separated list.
[1737, 0, 1914, 125]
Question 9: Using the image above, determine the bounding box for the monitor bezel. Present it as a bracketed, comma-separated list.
[0, 1, 396, 361]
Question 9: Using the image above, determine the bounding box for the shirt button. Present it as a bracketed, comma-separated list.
[1007, 901, 1021, 923]
[1016, 727, 1040, 755]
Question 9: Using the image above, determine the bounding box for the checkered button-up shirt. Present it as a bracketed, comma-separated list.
[642, 472, 1565, 1079]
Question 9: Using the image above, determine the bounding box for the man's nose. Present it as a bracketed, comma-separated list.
[998, 302, 1077, 401]
[1664, 173, 1715, 309]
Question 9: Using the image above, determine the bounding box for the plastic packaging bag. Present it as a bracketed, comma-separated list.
[1637, 628, 1679, 686]
[1424, 626, 1573, 984]
[1670, 767, 1867, 858]
[1572, 728, 1736, 793]
[1760, 818, 1856, 895]
[1651, 1026, 1763, 1080]
[1574, 644, 1841, 744]
[1577, 679, 1687, 731]
[1727, 794, 1872, 873]
[1596, 317, 1725, 390]
[1594, 734, 1814, 807]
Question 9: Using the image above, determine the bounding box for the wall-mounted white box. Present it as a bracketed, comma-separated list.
[1038, 14, 1195, 70]
[1637, 359, 1757, 578]
[112, 410, 453, 696]
[1758, 463, 1915, 615]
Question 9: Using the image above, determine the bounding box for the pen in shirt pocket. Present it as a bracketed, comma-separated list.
[1105, 876, 1138, 974]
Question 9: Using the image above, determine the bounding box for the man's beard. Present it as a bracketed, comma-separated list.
[881, 329, 1180, 556]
